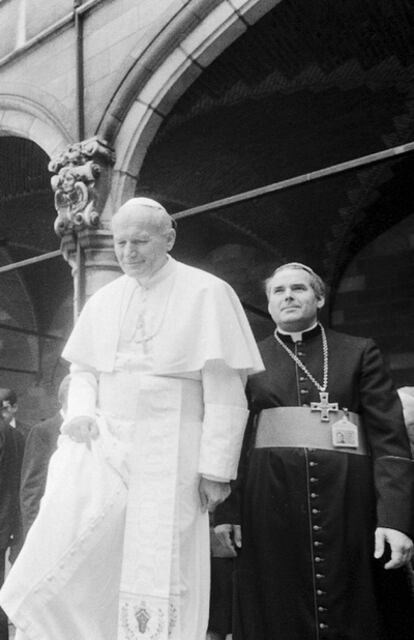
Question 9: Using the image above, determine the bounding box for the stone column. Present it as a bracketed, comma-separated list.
[49, 137, 120, 317]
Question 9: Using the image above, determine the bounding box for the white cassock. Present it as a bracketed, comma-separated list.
[0, 257, 263, 640]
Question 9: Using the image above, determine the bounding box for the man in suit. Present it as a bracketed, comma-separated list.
[0, 390, 30, 443]
[0, 393, 25, 640]
[20, 376, 71, 539]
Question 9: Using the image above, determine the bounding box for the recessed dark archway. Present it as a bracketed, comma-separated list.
[136, 0, 414, 344]
[0, 136, 73, 422]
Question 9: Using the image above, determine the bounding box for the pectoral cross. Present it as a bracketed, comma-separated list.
[311, 392, 338, 422]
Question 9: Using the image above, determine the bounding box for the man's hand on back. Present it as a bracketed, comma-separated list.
[214, 523, 242, 556]
[199, 477, 231, 513]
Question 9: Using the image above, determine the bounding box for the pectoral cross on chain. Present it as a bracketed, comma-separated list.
[311, 392, 339, 422]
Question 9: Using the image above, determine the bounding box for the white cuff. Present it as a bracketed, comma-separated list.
[202, 474, 229, 483]
[198, 403, 249, 480]
[65, 370, 98, 423]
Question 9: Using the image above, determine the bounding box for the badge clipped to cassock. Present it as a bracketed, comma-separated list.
[274, 324, 363, 453]
[331, 408, 359, 449]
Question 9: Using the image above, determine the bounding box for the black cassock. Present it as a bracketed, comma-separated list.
[216, 325, 414, 640]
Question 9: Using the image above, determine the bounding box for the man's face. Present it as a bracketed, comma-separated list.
[267, 268, 324, 332]
[0, 402, 17, 425]
[113, 213, 175, 280]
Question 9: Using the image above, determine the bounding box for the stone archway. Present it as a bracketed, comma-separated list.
[0, 129, 73, 423]
[99, 0, 282, 213]
[0, 87, 72, 156]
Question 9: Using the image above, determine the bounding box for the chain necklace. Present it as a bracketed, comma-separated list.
[121, 279, 174, 347]
[273, 323, 328, 392]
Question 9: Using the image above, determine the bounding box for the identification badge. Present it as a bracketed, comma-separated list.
[331, 416, 359, 449]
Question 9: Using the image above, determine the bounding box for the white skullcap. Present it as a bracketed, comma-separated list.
[117, 197, 168, 214]
[113, 197, 176, 230]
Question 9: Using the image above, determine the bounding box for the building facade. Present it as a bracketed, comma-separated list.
[1, 0, 414, 422]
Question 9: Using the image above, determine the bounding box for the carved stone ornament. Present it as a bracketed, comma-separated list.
[49, 137, 115, 236]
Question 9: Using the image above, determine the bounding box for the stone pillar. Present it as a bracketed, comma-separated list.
[49, 137, 120, 317]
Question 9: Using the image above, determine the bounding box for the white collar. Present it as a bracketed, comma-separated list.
[276, 321, 319, 343]
[134, 255, 176, 289]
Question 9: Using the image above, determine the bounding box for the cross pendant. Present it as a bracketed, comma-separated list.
[310, 392, 339, 422]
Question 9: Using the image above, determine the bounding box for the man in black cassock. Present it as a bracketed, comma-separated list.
[214, 262, 414, 640]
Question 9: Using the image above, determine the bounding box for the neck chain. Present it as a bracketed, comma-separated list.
[121, 278, 174, 347]
[273, 323, 328, 392]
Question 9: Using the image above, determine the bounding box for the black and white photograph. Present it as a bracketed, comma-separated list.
[0, 1, 414, 639]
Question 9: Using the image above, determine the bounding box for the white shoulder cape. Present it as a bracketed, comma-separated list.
[62, 259, 264, 375]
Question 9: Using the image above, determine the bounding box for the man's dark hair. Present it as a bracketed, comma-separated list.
[0, 388, 17, 408]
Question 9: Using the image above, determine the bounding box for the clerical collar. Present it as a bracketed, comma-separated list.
[134, 255, 176, 289]
[276, 322, 319, 343]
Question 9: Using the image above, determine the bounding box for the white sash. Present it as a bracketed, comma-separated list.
[117, 376, 182, 640]
[0, 374, 208, 640]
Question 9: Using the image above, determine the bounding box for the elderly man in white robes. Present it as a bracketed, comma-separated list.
[0, 198, 263, 640]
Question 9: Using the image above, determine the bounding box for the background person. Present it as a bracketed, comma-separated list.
[0, 390, 30, 444]
[0, 396, 25, 640]
[19, 376, 70, 540]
